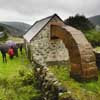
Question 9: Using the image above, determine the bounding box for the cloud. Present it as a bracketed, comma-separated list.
[0, 9, 33, 24]
[0, 0, 99, 24]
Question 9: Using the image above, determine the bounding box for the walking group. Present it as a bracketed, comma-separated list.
[0, 43, 23, 63]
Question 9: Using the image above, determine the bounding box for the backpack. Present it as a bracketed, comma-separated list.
[8, 48, 14, 56]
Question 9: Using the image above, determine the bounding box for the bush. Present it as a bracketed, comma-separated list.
[64, 14, 94, 31]
[84, 29, 100, 47]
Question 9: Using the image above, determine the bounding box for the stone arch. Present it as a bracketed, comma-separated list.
[51, 24, 98, 81]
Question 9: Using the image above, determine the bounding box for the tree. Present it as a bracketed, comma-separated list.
[0, 26, 4, 31]
[64, 14, 95, 31]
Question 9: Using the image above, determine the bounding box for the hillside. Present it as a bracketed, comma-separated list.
[0, 22, 31, 37]
[88, 15, 100, 25]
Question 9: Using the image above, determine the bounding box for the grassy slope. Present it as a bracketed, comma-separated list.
[49, 65, 100, 100]
[0, 50, 40, 100]
[84, 29, 100, 43]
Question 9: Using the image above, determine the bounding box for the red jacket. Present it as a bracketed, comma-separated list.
[8, 48, 14, 56]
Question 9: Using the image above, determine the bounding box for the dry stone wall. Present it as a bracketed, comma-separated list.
[33, 62, 74, 100]
[51, 24, 98, 81]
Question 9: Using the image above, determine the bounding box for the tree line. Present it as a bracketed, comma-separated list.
[64, 14, 100, 47]
[64, 14, 94, 32]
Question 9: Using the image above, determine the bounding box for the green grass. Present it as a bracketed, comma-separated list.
[94, 47, 100, 52]
[0, 49, 40, 100]
[49, 65, 100, 100]
[84, 29, 100, 44]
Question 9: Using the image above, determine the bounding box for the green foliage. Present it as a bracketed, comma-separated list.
[3, 31, 8, 39]
[94, 47, 100, 52]
[49, 65, 70, 81]
[64, 14, 100, 47]
[0, 26, 4, 31]
[0, 50, 40, 100]
[64, 14, 94, 31]
[0, 31, 8, 41]
[49, 65, 100, 100]
[84, 29, 100, 46]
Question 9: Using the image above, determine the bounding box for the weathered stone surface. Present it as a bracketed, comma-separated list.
[34, 64, 73, 100]
[24, 14, 99, 99]
[29, 16, 69, 67]
[24, 14, 98, 81]
[51, 24, 98, 81]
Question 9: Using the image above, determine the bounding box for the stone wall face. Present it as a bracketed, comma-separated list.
[51, 25, 98, 81]
[34, 63, 74, 100]
[30, 16, 69, 66]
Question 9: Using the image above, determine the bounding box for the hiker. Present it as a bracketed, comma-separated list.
[19, 44, 23, 55]
[0, 45, 8, 63]
[8, 46, 14, 59]
[13, 45, 18, 57]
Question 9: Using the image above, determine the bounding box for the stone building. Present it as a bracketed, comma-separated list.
[24, 14, 98, 81]
[24, 14, 69, 66]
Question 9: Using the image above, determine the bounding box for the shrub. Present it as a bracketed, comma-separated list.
[64, 14, 94, 31]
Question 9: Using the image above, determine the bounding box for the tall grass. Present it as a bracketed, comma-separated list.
[49, 65, 100, 100]
[0, 49, 40, 100]
[84, 29, 100, 46]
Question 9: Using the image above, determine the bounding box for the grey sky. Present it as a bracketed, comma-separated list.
[0, 0, 99, 24]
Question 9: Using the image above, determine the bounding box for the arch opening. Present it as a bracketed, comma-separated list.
[51, 24, 98, 81]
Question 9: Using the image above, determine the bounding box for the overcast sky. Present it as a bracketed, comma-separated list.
[0, 0, 99, 24]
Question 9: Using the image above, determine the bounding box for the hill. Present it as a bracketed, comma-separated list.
[0, 22, 31, 37]
[88, 15, 100, 25]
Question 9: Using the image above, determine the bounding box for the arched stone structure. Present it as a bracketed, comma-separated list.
[51, 24, 98, 81]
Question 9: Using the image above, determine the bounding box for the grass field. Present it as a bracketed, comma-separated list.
[0, 45, 100, 100]
[85, 29, 100, 44]
[49, 65, 100, 100]
[0, 49, 40, 100]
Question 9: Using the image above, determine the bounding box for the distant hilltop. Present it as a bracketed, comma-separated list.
[0, 22, 31, 37]
[0, 15, 99, 37]
[88, 15, 100, 26]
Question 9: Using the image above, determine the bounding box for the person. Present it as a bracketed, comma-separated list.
[8, 46, 14, 59]
[19, 44, 23, 55]
[0, 46, 7, 63]
[13, 45, 18, 57]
